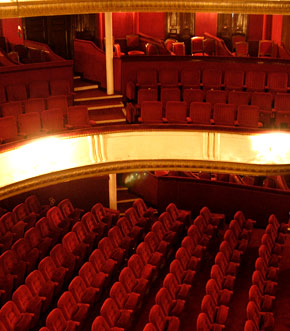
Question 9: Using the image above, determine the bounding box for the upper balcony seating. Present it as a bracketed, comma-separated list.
[180, 69, 201, 89]
[228, 91, 251, 110]
[183, 89, 204, 109]
[224, 70, 244, 90]
[137, 88, 158, 109]
[172, 42, 185, 56]
[138, 101, 164, 123]
[164, 101, 187, 123]
[191, 36, 205, 56]
[41, 108, 65, 133]
[267, 72, 288, 93]
[206, 89, 227, 109]
[245, 71, 266, 92]
[258, 40, 274, 58]
[158, 69, 179, 87]
[212, 103, 236, 126]
[202, 68, 223, 90]
[235, 41, 249, 57]
[236, 105, 261, 128]
[186, 101, 212, 125]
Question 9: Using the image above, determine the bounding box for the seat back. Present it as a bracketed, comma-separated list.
[41, 108, 64, 132]
[267, 72, 288, 93]
[47, 95, 68, 116]
[213, 103, 235, 126]
[258, 40, 274, 57]
[189, 102, 211, 124]
[159, 69, 179, 87]
[191, 36, 204, 55]
[67, 105, 90, 128]
[237, 105, 260, 128]
[202, 69, 222, 90]
[245, 71, 266, 92]
[180, 69, 201, 89]
[50, 79, 70, 96]
[251, 92, 273, 111]
[165, 101, 187, 123]
[140, 101, 163, 123]
[6, 84, 27, 101]
[183, 89, 204, 108]
[206, 89, 227, 107]
[224, 70, 244, 90]
[137, 88, 158, 107]
[24, 98, 46, 113]
[0, 116, 18, 142]
[137, 70, 158, 88]
[29, 80, 50, 98]
[1, 101, 23, 117]
[18, 112, 42, 136]
[172, 42, 185, 56]
[235, 41, 249, 57]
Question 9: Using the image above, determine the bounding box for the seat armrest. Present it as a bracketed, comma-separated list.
[162, 117, 168, 123]
[210, 119, 215, 124]
[186, 117, 192, 123]
[137, 117, 143, 123]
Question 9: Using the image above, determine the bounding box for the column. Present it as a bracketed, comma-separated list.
[105, 12, 114, 95]
[109, 173, 117, 210]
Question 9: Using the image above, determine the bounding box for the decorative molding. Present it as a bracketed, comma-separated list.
[1, 0, 290, 19]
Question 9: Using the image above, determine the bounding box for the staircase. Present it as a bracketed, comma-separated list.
[73, 76, 127, 125]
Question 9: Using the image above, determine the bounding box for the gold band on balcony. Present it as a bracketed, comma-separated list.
[1, 0, 290, 19]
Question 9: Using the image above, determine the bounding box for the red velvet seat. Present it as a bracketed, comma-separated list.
[163, 272, 191, 300]
[188, 222, 209, 248]
[0, 84, 6, 104]
[251, 91, 273, 126]
[6, 83, 28, 101]
[194, 214, 214, 237]
[57, 291, 89, 323]
[58, 198, 83, 223]
[166, 202, 191, 225]
[137, 70, 158, 88]
[13, 202, 37, 229]
[89, 248, 117, 278]
[176, 245, 200, 271]
[79, 261, 108, 290]
[219, 240, 241, 264]
[144, 231, 169, 256]
[47, 206, 71, 235]
[212, 103, 236, 126]
[160, 87, 181, 109]
[66, 105, 95, 129]
[50, 79, 71, 96]
[0, 250, 26, 287]
[258, 40, 274, 58]
[0, 301, 34, 331]
[69, 275, 99, 306]
[119, 267, 148, 298]
[267, 71, 288, 93]
[224, 70, 244, 90]
[136, 241, 164, 268]
[1, 101, 23, 117]
[101, 297, 133, 330]
[25, 270, 56, 312]
[201, 294, 229, 326]
[229, 219, 249, 250]
[45, 308, 79, 331]
[228, 90, 251, 110]
[137, 88, 158, 108]
[155, 287, 185, 316]
[245, 71, 266, 92]
[187, 101, 212, 125]
[108, 225, 134, 253]
[236, 105, 261, 128]
[91, 202, 119, 227]
[248, 284, 274, 312]
[252, 270, 277, 296]
[169, 258, 195, 285]
[202, 68, 222, 90]
[206, 89, 227, 109]
[205, 278, 232, 306]
[164, 101, 187, 123]
[117, 216, 142, 244]
[149, 304, 180, 331]
[98, 237, 125, 266]
[11, 238, 39, 274]
[0, 211, 26, 242]
[12, 285, 43, 328]
[138, 101, 164, 123]
[35, 216, 59, 246]
[18, 111, 42, 137]
[234, 210, 256, 232]
[41, 108, 64, 133]
[144, 323, 158, 331]
[39, 256, 68, 292]
[196, 312, 217, 331]
[62, 231, 88, 267]
[246, 300, 274, 331]
[255, 256, 279, 282]
[210, 264, 235, 291]
[91, 315, 124, 331]
[50, 244, 76, 279]
[191, 37, 204, 56]
[183, 89, 204, 109]
[133, 198, 157, 220]
[181, 236, 202, 265]
[244, 319, 258, 331]
[0, 220, 13, 252]
[23, 98, 45, 113]
[24, 226, 52, 260]
[110, 281, 141, 310]
[274, 92, 290, 112]
[172, 42, 185, 56]
[151, 220, 177, 244]
[180, 69, 201, 89]
[0, 116, 19, 144]
[235, 41, 249, 57]
[128, 253, 157, 283]
[215, 251, 239, 277]
[47, 95, 68, 117]
[25, 195, 49, 218]
[158, 69, 179, 87]
[81, 211, 107, 239]
[29, 80, 50, 98]
[125, 206, 149, 230]
[159, 211, 183, 235]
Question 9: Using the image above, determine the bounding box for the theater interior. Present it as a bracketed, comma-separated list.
[0, 0, 290, 330]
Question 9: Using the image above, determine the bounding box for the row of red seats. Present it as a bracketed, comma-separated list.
[136, 100, 262, 128]
[245, 214, 288, 331]
[38, 199, 159, 330]
[197, 210, 255, 330]
[91, 204, 191, 330]
[0, 79, 72, 104]
[0, 195, 129, 330]
[0, 105, 96, 144]
[142, 207, 223, 331]
[126, 69, 290, 101]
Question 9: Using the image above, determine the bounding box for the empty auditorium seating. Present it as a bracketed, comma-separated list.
[41, 108, 64, 132]
[160, 88, 181, 109]
[110, 281, 141, 310]
[224, 70, 244, 90]
[119, 266, 148, 298]
[228, 91, 251, 110]
[24, 226, 52, 259]
[169, 258, 195, 285]
[145, 231, 169, 256]
[25, 195, 50, 218]
[267, 71, 288, 93]
[47, 205, 71, 235]
[164, 101, 187, 123]
[205, 278, 233, 306]
[91, 202, 119, 227]
[151, 220, 177, 245]
[138, 101, 164, 123]
[128, 253, 157, 284]
[0, 116, 19, 143]
[69, 275, 99, 306]
[62, 231, 88, 266]
[248, 284, 274, 312]
[206, 89, 227, 108]
[155, 287, 185, 316]
[172, 42, 185, 56]
[137, 88, 158, 108]
[149, 304, 180, 331]
[6, 83, 28, 101]
[245, 71, 266, 92]
[158, 69, 179, 87]
[201, 294, 229, 327]
[136, 241, 164, 268]
[1, 101, 23, 118]
[108, 225, 134, 253]
[91, 315, 122, 331]
[137, 70, 158, 88]
[18, 112, 42, 137]
[50, 79, 71, 96]
[79, 261, 108, 291]
[81, 211, 107, 239]
[236, 105, 261, 128]
[12, 238, 39, 273]
[187, 102, 212, 125]
[13, 202, 37, 229]
[246, 300, 274, 330]
[133, 198, 157, 219]
[66, 105, 95, 129]
[235, 41, 249, 57]
[180, 69, 201, 89]
[258, 40, 274, 58]
[202, 68, 222, 90]
[213, 103, 236, 126]
[98, 237, 125, 266]
[117, 216, 142, 244]
[50, 243, 76, 279]
[29, 80, 50, 98]
[47, 95, 68, 116]
[45, 307, 80, 331]
[191, 37, 204, 56]
[23, 98, 46, 113]
[183, 89, 204, 108]
[163, 272, 191, 300]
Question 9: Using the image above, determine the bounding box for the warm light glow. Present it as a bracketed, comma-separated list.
[250, 133, 290, 164]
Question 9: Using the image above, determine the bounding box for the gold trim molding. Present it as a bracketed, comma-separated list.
[1, 0, 290, 19]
